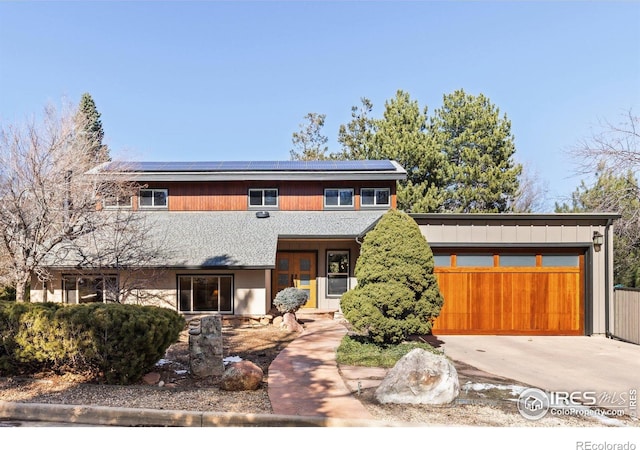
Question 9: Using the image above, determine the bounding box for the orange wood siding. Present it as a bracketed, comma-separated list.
[432, 254, 584, 335]
[136, 181, 397, 211]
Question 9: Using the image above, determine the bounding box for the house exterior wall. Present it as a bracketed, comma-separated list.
[414, 216, 616, 335]
[131, 181, 396, 211]
[275, 239, 362, 311]
[31, 269, 270, 316]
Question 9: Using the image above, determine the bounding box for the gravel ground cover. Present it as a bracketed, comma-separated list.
[0, 322, 638, 427]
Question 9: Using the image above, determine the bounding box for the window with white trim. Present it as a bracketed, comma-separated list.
[139, 189, 168, 208]
[327, 251, 349, 296]
[324, 188, 354, 208]
[103, 195, 132, 209]
[248, 188, 278, 207]
[361, 188, 390, 207]
[178, 275, 233, 313]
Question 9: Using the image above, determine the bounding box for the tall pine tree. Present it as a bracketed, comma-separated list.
[430, 89, 521, 213]
[76, 93, 110, 164]
[372, 90, 448, 212]
[290, 112, 331, 160]
[335, 97, 377, 160]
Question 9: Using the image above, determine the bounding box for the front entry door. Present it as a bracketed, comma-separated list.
[274, 252, 317, 308]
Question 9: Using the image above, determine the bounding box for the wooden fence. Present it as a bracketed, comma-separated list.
[613, 288, 640, 345]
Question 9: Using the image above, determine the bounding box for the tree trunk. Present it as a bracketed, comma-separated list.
[15, 279, 29, 302]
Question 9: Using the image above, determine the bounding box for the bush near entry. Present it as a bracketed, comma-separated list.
[340, 209, 444, 345]
[273, 287, 308, 314]
[0, 301, 185, 384]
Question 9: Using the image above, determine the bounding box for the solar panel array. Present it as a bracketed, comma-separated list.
[102, 160, 397, 172]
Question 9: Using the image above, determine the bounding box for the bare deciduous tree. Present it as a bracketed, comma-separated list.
[570, 110, 640, 175]
[0, 102, 165, 302]
[564, 111, 640, 286]
[511, 164, 550, 213]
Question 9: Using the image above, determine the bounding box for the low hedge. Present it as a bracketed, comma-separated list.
[0, 301, 185, 384]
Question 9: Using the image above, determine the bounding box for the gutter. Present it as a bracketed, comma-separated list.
[603, 217, 621, 341]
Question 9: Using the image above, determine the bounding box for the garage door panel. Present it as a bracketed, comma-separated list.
[434, 272, 470, 331]
[432, 252, 584, 335]
[470, 272, 498, 330]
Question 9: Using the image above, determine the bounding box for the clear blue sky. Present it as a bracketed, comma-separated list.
[1, 1, 639, 210]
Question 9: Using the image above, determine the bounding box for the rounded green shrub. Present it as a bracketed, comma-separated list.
[273, 287, 308, 314]
[0, 300, 185, 384]
[340, 209, 444, 345]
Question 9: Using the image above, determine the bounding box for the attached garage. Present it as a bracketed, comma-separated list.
[432, 249, 584, 335]
[411, 214, 619, 336]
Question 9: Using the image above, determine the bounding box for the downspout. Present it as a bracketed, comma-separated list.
[604, 218, 613, 338]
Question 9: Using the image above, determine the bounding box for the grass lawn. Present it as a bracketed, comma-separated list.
[335, 334, 442, 368]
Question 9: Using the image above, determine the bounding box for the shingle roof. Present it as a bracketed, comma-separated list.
[51, 211, 385, 269]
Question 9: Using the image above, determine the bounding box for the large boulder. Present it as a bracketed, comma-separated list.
[375, 348, 459, 405]
[220, 361, 264, 391]
[280, 312, 304, 333]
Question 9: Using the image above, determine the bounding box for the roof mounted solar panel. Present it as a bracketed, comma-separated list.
[98, 159, 399, 173]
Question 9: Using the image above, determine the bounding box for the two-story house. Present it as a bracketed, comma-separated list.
[31, 160, 406, 318]
[30, 159, 619, 338]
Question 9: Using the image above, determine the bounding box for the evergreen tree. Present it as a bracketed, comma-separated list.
[335, 97, 377, 160]
[76, 93, 110, 164]
[431, 89, 521, 213]
[372, 90, 448, 212]
[290, 112, 331, 160]
[340, 210, 444, 345]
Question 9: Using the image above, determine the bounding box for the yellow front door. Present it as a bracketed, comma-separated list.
[274, 252, 317, 308]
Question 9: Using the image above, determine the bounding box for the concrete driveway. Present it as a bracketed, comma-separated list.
[437, 335, 640, 414]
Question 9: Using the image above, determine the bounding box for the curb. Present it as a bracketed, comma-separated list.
[0, 401, 416, 427]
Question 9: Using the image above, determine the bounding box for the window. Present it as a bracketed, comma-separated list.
[63, 276, 118, 304]
[248, 188, 278, 208]
[324, 188, 354, 208]
[139, 189, 168, 208]
[456, 254, 494, 267]
[178, 275, 233, 313]
[433, 254, 451, 267]
[361, 188, 390, 207]
[500, 254, 537, 267]
[542, 255, 579, 267]
[327, 251, 349, 296]
[103, 195, 132, 209]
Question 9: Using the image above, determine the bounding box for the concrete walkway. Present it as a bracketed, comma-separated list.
[268, 318, 375, 420]
[438, 335, 640, 413]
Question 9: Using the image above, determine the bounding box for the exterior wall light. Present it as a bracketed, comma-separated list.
[593, 230, 604, 252]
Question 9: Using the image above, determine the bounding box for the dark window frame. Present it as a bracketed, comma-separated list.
[177, 274, 234, 314]
[326, 250, 350, 297]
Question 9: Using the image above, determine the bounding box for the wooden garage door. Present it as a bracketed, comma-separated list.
[432, 251, 585, 335]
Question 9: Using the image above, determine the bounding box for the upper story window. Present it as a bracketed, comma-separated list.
[139, 189, 168, 208]
[361, 188, 390, 207]
[103, 195, 132, 209]
[324, 188, 354, 208]
[249, 188, 278, 208]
